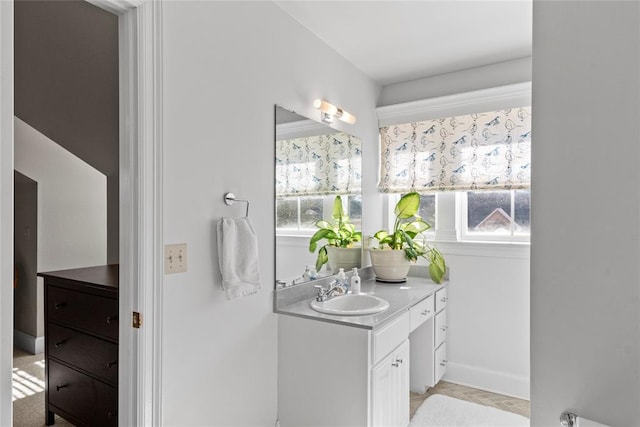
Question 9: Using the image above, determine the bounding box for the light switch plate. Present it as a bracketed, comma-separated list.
[165, 243, 187, 274]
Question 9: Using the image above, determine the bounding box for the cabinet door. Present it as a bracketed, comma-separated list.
[434, 342, 447, 384]
[372, 351, 395, 427]
[395, 340, 410, 427]
[372, 340, 410, 427]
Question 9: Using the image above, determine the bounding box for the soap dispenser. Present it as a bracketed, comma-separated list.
[350, 267, 361, 294]
[302, 265, 311, 281]
[337, 268, 348, 292]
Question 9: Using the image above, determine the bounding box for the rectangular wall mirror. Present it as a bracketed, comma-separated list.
[275, 105, 362, 288]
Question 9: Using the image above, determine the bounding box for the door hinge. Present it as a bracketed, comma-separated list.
[132, 311, 142, 329]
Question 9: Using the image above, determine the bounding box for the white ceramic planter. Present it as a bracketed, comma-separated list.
[368, 249, 411, 282]
[326, 246, 362, 274]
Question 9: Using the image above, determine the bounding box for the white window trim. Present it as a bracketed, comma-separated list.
[377, 82, 532, 127]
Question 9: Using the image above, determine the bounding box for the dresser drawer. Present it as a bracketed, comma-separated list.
[48, 323, 118, 386]
[48, 359, 117, 427]
[435, 287, 448, 313]
[47, 285, 118, 341]
[409, 295, 434, 333]
[434, 309, 447, 348]
[372, 312, 410, 364]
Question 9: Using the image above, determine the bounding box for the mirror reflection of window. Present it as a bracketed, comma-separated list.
[275, 105, 362, 287]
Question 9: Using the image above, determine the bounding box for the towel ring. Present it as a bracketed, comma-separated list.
[224, 192, 250, 217]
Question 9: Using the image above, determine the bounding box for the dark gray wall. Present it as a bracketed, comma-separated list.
[14, 171, 38, 339]
[14, 0, 119, 263]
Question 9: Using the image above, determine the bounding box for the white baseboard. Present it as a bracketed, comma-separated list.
[443, 361, 530, 400]
[13, 329, 44, 355]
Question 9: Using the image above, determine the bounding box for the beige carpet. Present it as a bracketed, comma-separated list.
[13, 348, 74, 427]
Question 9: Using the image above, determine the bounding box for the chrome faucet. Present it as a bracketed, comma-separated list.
[314, 281, 346, 302]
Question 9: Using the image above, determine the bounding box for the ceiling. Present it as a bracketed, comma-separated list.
[274, 1, 532, 87]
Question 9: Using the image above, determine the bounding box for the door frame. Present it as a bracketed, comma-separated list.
[0, 0, 163, 425]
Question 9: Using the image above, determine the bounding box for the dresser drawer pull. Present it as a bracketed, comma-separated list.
[106, 315, 117, 324]
[421, 309, 430, 316]
[56, 383, 69, 391]
[440, 297, 448, 303]
[106, 361, 118, 368]
[54, 340, 67, 348]
[391, 362, 400, 368]
[54, 302, 67, 310]
[440, 359, 448, 367]
[441, 326, 448, 332]
[395, 358, 403, 364]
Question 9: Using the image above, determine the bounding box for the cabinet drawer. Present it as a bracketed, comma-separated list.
[409, 295, 434, 333]
[47, 286, 118, 341]
[48, 323, 118, 386]
[435, 287, 448, 313]
[434, 342, 447, 384]
[372, 312, 409, 364]
[48, 359, 117, 427]
[434, 309, 447, 348]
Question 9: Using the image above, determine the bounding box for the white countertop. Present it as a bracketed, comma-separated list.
[275, 276, 445, 330]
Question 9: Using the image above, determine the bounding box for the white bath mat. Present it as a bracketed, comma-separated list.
[410, 394, 530, 427]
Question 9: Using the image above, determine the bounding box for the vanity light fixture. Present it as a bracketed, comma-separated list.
[313, 99, 357, 125]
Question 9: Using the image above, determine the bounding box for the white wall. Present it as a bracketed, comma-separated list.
[160, 2, 379, 425]
[14, 117, 107, 272]
[438, 245, 530, 399]
[531, 2, 640, 425]
[378, 56, 532, 107]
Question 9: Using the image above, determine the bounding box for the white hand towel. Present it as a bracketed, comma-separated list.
[217, 217, 261, 300]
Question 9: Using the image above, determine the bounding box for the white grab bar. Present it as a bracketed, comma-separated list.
[560, 412, 610, 427]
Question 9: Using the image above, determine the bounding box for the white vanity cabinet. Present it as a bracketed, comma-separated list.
[278, 311, 411, 427]
[410, 286, 448, 392]
[277, 282, 448, 427]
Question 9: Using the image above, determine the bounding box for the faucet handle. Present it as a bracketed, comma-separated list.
[314, 285, 327, 301]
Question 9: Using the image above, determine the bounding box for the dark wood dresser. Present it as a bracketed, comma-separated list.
[39, 264, 119, 427]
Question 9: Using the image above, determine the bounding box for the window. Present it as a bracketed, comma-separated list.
[386, 193, 436, 235]
[276, 195, 361, 234]
[460, 190, 530, 241]
[376, 82, 532, 245]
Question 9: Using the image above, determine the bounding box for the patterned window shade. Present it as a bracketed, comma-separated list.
[276, 132, 362, 198]
[378, 107, 531, 193]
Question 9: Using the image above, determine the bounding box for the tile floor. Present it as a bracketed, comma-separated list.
[410, 381, 530, 420]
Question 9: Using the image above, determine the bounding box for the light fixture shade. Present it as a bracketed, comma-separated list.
[337, 110, 357, 125]
[313, 99, 356, 124]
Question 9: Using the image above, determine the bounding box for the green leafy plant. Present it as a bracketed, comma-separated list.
[309, 195, 362, 271]
[373, 192, 447, 284]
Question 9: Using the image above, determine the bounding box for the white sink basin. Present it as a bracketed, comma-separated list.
[310, 294, 390, 316]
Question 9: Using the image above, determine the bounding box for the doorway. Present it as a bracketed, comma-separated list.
[0, 1, 163, 425]
[12, 1, 118, 424]
[13, 171, 38, 354]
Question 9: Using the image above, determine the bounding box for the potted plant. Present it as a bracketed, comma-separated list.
[370, 192, 446, 283]
[309, 195, 362, 273]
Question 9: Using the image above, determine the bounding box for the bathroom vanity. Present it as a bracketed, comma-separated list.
[276, 268, 448, 427]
